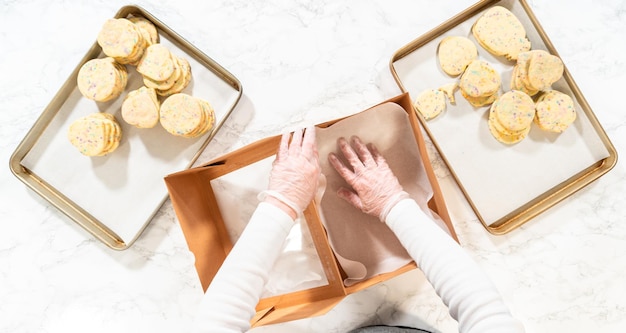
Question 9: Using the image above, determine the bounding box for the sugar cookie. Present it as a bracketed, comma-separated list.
[438, 81, 458, 104]
[160, 93, 214, 138]
[156, 56, 192, 97]
[488, 104, 531, 145]
[67, 113, 122, 156]
[534, 90, 576, 133]
[77, 57, 128, 102]
[472, 6, 531, 60]
[526, 50, 564, 91]
[129, 16, 159, 45]
[97, 18, 147, 65]
[414, 89, 446, 120]
[437, 36, 478, 76]
[459, 60, 501, 98]
[493, 90, 535, 132]
[121, 86, 161, 128]
[459, 60, 500, 107]
[136, 44, 176, 81]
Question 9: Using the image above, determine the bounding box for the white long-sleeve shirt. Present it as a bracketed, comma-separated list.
[191, 200, 525, 333]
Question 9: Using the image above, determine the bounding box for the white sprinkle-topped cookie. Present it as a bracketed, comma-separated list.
[437, 36, 478, 76]
[472, 6, 531, 60]
[534, 90, 576, 133]
[414, 89, 446, 120]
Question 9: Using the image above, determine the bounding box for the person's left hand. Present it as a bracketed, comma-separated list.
[264, 126, 321, 219]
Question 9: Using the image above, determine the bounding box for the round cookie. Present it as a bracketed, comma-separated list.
[143, 55, 183, 91]
[129, 16, 159, 45]
[77, 57, 128, 102]
[510, 64, 538, 96]
[137, 44, 175, 81]
[184, 98, 215, 138]
[67, 113, 122, 156]
[488, 105, 531, 145]
[527, 50, 564, 91]
[156, 56, 192, 97]
[437, 36, 478, 76]
[459, 60, 501, 98]
[534, 90, 576, 133]
[160, 93, 211, 138]
[97, 18, 146, 63]
[414, 89, 446, 120]
[121, 86, 161, 128]
[493, 90, 535, 132]
[472, 6, 531, 60]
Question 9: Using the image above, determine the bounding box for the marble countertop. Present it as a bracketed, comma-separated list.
[1, 0, 625, 332]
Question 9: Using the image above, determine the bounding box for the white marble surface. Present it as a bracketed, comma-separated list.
[1, 0, 625, 332]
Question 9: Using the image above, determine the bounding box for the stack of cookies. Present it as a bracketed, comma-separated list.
[77, 57, 128, 102]
[128, 16, 159, 46]
[121, 86, 161, 129]
[159, 93, 215, 138]
[487, 90, 536, 144]
[472, 6, 531, 61]
[137, 44, 192, 97]
[67, 113, 122, 156]
[459, 60, 501, 107]
[511, 50, 564, 96]
[97, 18, 151, 65]
[534, 90, 576, 133]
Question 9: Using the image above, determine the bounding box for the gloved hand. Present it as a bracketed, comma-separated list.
[263, 126, 321, 219]
[328, 136, 409, 222]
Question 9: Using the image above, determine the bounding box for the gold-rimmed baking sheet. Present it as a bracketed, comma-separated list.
[390, 0, 617, 234]
[10, 5, 242, 250]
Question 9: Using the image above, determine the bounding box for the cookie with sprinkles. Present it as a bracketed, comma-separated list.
[459, 60, 501, 107]
[459, 60, 500, 98]
[534, 90, 576, 133]
[77, 57, 128, 102]
[97, 18, 147, 65]
[488, 104, 531, 145]
[437, 36, 478, 76]
[129, 16, 159, 46]
[137, 44, 176, 82]
[121, 86, 161, 129]
[67, 112, 122, 156]
[526, 50, 564, 91]
[414, 89, 446, 120]
[156, 56, 192, 97]
[493, 90, 535, 133]
[438, 81, 458, 104]
[472, 6, 531, 61]
[160, 93, 214, 138]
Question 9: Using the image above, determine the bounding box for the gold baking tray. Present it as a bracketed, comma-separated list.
[9, 5, 242, 250]
[390, 0, 617, 234]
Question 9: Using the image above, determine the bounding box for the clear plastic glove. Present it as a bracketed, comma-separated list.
[328, 136, 409, 222]
[262, 126, 321, 219]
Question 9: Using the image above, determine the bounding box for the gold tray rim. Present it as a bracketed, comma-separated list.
[388, 0, 618, 235]
[9, 5, 243, 250]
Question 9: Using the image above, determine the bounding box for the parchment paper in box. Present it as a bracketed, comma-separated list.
[211, 156, 328, 298]
[316, 102, 452, 286]
[20, 21, 241, 245]
[392, 0, 611, 227]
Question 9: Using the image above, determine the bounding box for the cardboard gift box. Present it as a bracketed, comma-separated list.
[164, 93, 458, 327]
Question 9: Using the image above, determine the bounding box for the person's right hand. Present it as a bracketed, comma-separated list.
[264, 126, 321, 220]
[328, 136, 408, 222]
